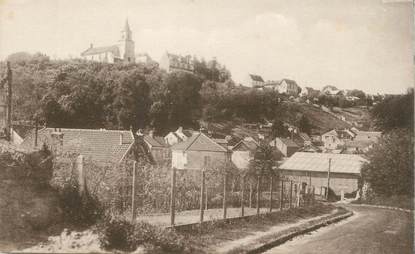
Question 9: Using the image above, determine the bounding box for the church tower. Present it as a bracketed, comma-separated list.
[118, 19, 135, 63]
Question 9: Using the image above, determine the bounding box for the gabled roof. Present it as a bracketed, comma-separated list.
[12, 124, 34, 139]
[298, 132, 311, 141]
[232, 139, 258, 151]
[81, 45, 120, 56]
[280, 79, 298, 86]
[280, 152, 367, 174]
[20, 128, 134, 163]
[249, 74, 264, 82]
[171, 132, 227, 152]
[322, 129, 338, 136]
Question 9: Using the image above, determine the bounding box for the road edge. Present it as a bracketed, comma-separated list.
[244, 210, 354, 254]
[346, 203, 412, 213]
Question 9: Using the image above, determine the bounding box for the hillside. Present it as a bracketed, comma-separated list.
[205, 102, 369, 139]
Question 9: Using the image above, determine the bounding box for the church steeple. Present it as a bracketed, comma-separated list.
[121, 18, 132, 41]
[118, 18, 135, 63]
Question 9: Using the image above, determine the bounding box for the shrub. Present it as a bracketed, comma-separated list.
[98, 218, 188, 253]
[57, 179, 103, 227]
[98, 218, 135, 251]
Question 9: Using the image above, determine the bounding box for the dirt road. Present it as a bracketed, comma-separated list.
[264, 205, 413, 254]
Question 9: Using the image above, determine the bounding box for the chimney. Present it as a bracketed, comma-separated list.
[177, 126, 183, 133]
[119, 133, 123, 145]
[90, 43, 93, 48]
[149, 129, 154, 138]
[51, 130, 64, 155]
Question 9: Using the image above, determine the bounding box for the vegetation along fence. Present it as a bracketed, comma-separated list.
[52, 155, 320, 226]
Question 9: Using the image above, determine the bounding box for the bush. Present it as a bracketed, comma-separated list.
[57, 179, 103, 227]
[98, 218, 135, 251]
[98, 218, 188, 253]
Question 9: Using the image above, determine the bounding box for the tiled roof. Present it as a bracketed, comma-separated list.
[280, 152, 367, 174]
[12, 124, 33, 139]
[20, 128, 134, 163]
[298, 132, 311, 141]
[354, 131, 382, 141]
[81, 45, 120, 56]
[249, 74, 264, 82]
[232, 140, 258, 151]
[171, 132, 227, 152]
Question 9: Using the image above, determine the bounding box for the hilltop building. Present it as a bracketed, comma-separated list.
[159, 52, 194, 73]
[81, 20, 135, 63]
[244, 74, 265, 87]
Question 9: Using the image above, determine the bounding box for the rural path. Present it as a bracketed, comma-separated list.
[263, 205, 413, 254]
[137, 207, 271, 226]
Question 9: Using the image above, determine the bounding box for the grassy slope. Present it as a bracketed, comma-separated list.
[207, 102, 368, 138]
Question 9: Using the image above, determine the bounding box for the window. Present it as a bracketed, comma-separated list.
[204, 155, 211, 168]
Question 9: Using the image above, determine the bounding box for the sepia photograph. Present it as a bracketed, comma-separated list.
[0, 0, 413, 253]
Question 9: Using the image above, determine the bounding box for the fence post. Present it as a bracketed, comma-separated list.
[269, 175, 273, 212]
[170, 167, 176, 226]
[241, 174, 245, 217]
[205, 185, 208, 210]
[296, 183, 301, 207]
[200, 170, 205, 223]
[131, 161, 137, 222]
[312, 186, 315, 205]
[279, 180, 284, 210]
[256, 174, 261, 215]
[76, 154, 86, 195]
[249, 181, 253, 208]
[223, 173, 228, 219]
[289, 181, 293, 209]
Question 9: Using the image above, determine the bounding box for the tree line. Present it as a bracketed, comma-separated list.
[1, 53, 285, 135]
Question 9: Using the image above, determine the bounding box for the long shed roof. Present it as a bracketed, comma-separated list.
[279, 152, 367, 174]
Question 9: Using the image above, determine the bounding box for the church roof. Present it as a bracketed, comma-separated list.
[81, 45, 120, 57]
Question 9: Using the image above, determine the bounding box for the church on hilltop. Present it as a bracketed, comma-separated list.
[81, 19, 135, 63]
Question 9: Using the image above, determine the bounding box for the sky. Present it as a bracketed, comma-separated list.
[0, 0, 413, 94]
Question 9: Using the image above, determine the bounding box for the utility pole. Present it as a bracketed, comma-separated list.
[326, 158, 331, 200]
[6, 62, 12, 141]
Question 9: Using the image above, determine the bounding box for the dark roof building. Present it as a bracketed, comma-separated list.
[21, 128, 135, 163]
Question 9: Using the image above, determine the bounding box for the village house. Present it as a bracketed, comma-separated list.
[321, 129, 355, 150]
[294, 132, 312, 147]
[276, 79, 301, 95]
[164, 127, 194, 146]
[269, 137, 299, 157]
[20, 128, 136, 164]
[143, 130, 170, 164]
[171, 132, 229, 170]
[280, 152, 367, 196]
[231, 138, 259, 170]
[322, 86, 344, 96]
[81, 20, 135, 63]
[342, 130, 382, 154]
[244, 74, 265, 88]
[159, 52, 194, 73]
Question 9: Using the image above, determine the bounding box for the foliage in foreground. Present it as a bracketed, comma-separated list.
[97, 218, 190, 253]
[361, 128, 413, 197]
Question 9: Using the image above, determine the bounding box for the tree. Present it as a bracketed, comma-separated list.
[361, 129, 413, 196]
[371, 89, 414, 131]
[298, 115, 311, 135]
[271, 119, 288, 138]
[164, 71, 202, 129]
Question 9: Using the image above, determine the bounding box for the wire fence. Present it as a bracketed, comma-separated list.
[54, 156, 323, 226]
